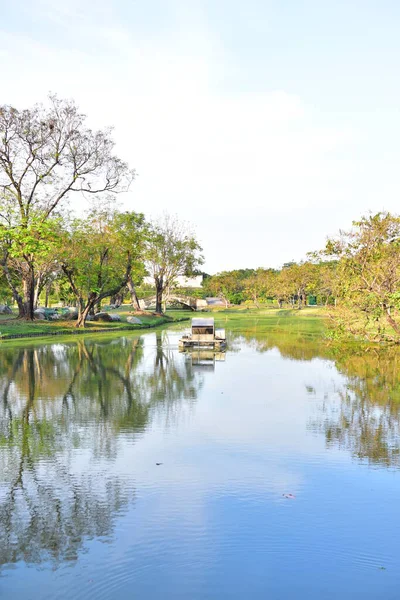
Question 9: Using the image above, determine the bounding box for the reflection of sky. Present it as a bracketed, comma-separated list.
[2, 331, 400, 599]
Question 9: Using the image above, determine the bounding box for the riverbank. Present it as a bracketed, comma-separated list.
[172, 305, 327, 339]
[0, 307, 191, 341]
[0, 305, 328, 343]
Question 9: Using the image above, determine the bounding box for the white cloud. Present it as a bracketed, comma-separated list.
[1, 2, 394, 272]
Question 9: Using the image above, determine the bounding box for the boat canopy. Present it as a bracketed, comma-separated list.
[191, 318, 214, 328]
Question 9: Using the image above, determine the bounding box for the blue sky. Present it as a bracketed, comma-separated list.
[1, 0, 400, 272]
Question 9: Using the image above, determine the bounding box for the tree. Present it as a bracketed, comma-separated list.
[113, 211, 148, 310]
[324, 212, 400, 340]
[0, 212, 62, 316]
[315, 261, 339, 305]
[60, 204, 144, 327]
[277, 262, 317, 308]
[243, 268, 278, 307]
[202, 269, 255, 306]
[145, 215, 203, 314]
[202, 273, 233, 307]
[0, 95, 134, 319]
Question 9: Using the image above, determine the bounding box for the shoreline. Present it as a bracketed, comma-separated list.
[0, 316, 190, 342]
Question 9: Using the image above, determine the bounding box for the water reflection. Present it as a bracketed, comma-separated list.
[1, 324, 400, 597]
[234, 327, 400, 468]
[311, 348, 400, 468]
[0, 332, 203, 569]
[181, 349, 226, 371]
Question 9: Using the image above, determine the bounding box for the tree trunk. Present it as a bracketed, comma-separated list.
[14, 295, 25, 317]
[297, 290, 302, 310]
[1, 257, 26, 317]
[33, 273, 43, 310]
[127, 274, 140, 310]
[76, 304, 93, 328]
[76, 297, 84, 323]
[115, 293, 123, 307]
[76, 294, 97, 328]
[45, 285, 50, 308]
[21, 270, 35, 320]
[110, 292, 123, 307]
[155, 278, 163, 314]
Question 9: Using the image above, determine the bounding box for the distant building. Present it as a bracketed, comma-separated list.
[143, 275, 203, 288]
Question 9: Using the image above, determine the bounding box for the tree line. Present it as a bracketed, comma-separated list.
[202, 262, 337, 308]
[204, 212, 400, 341]
[0, 96, 203, 325]
[2, 96, 399, 340]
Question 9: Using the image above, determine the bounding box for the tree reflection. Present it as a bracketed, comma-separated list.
[234, 327, 400, 468]
[309, 347, 400, 468]
[229, 328, 323, 361]
[144, 331, 201, 426]
[0, 333, 202, 568]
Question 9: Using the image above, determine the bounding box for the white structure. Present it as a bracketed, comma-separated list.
[143, 275, 203, 288]
[179, 318, 226, 349]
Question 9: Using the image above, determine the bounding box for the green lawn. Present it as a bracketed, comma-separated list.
[0, 306, 190, 339]
[0, 304, 328, 342]
[170, 305, 326, 334]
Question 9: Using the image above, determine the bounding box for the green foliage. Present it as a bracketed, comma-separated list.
[60, 202, 148, 325]
[0, 214, 62, 261]
[202, 269, 256, 304]
[0, 95, 134, 318]
[204, 263, 335, 309]
[323, 212, 400, 340]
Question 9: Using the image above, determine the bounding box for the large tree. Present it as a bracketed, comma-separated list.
[277, 262, 318, 308]
[0, 212, 62, 314]
[0, 95, 134, 319]
[243, 268, 278, 307]
[203, 270, 255, 306]
[145, 215, 203, 313]
[324, 212, 400, 340]
[113, 211, 148, 310]
[60, 205, 144, 327]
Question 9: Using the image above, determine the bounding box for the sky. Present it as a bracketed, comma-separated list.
[1, 0, 400, 273]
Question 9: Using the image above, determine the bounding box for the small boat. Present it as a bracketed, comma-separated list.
[178, 317, 226, 350]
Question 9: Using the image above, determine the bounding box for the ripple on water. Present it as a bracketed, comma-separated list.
[1, 332, 400, 600]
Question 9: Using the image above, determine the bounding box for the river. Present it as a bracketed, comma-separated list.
[0, 323, 399, 599]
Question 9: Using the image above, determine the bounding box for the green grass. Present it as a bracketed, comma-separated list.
[213, 307, 326, 344]
[0, 306, 190, 340]
[169, 305, 326, 335]
[0, 304, 327, 342]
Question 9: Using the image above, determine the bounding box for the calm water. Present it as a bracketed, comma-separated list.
[1, 325, 400, 599]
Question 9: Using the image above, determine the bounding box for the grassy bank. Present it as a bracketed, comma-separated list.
[171, 305, 327, 338]
[0, 306, 190, 340]
[0, 304, 328, 343]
